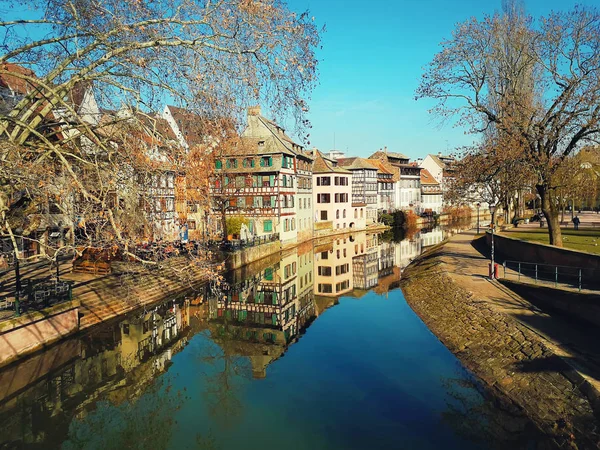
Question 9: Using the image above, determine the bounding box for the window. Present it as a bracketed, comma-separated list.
[291, 218, 295, 230]
[264, 220, 273, 232]
[320, 251, 329, 259]
[318, 284, 333, 293]
[122, 323, 129, 335]
[336, 210, 340, 219]
[317, 194, 331, 203]
[335, 263, 349, 275]
[320, 210, 328, 220]
[318, 266, 332, 276]
[260, 156, 273, 167]
[336, 281, 350, 292]
[343, 209, 347, 218]
[188, 220, 196, 230]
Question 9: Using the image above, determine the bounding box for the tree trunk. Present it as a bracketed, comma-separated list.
[537, 184, 563, 247]
[221, 202, 228, 242]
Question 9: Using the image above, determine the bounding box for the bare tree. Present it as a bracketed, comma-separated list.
[417, 5, 600, 246]
[0, 0, 320, 272]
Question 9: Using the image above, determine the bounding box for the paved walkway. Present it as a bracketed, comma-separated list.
[443, 230, 600, 394]
[0, 257, 209, 329]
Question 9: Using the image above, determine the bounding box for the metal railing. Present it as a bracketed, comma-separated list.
[501, 260, 600, 291]
[223, 233, 280, 251]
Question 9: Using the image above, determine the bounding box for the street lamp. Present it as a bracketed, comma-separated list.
[476, 202, 481, 234]
[489, 204, 496, 280]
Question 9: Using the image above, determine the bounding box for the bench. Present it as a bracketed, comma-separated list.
[72, 259, 111, 274]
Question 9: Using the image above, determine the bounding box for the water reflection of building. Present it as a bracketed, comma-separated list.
[0, 299, 191, 447]
[420, 227, 444, 248]
[210, 244, 316, 378]
[314, 236, 354, 297]
[352, 233, 379, 290]
[394, 233, 422, 270]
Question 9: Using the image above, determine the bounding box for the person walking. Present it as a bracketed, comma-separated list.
[573, 216, 581, 230]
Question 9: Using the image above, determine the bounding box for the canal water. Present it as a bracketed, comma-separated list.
[0, 227, 537, 449]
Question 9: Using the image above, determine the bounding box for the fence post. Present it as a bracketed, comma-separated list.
[518, 262, 521, 282]
[535, 265, 538, 284]
[579, 269, 582, 292]
[555, 266, 558, 288]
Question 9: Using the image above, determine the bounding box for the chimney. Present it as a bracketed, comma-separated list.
[248, 105, 261, 117]
[438, 151, 442, 157]
[384, 146, 388, 154]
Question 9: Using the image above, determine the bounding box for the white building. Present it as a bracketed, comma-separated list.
[337, 157, 379, 225]
[420, 168, 443, 214]
[419, 153, 456, 206]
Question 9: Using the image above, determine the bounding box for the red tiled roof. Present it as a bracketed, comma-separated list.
[0, 63, 39, 95]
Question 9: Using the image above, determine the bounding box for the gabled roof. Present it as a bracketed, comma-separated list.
[337, 157, 378, 170]
[312, 150, 351, 174]
[387, 151, 409, 160]
[369, 150, 409, 161]
[165, 105, 207, 146]
[67, 80, 92, 112]
[420, 168, 440, 186]
[240, 135, 295, 157]
[428, 154, 456, 168]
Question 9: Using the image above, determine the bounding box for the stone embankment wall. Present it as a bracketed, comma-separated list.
[400, 245, 599, 448]
[0, 300, 80, 367]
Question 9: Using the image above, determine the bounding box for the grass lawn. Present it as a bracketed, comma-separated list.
[502, 227, 600, 255]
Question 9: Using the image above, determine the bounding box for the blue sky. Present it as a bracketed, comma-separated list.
[287, 0, 598, 160]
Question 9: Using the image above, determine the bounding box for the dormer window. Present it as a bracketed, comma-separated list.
[258, 140, 265, 147]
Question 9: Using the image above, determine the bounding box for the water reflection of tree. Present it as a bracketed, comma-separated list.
[196, 329, 253, 430]
[63, 377, 183, 450]
[440, 376, 547, 449]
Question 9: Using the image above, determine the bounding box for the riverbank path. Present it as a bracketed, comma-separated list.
[440, 229, 600, 396]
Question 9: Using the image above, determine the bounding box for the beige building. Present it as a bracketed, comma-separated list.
[312, 151, 358, 232]
[314, 237, 354, 297]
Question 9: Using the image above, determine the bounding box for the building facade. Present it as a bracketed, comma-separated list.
[337, 157, 378, 225]
[312, 151, 355, 232]
[420, 168, 443, 214]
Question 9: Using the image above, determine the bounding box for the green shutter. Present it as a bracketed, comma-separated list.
[215, 160, 222, 169]
[269, 175, 275, 186]
[268, 157, 273, 166]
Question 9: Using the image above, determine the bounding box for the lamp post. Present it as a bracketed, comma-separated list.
[489, 204, 496, 280]
[476, 202, 481, 234]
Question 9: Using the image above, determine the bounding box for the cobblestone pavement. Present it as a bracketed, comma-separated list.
[401, 230, 600, 449]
